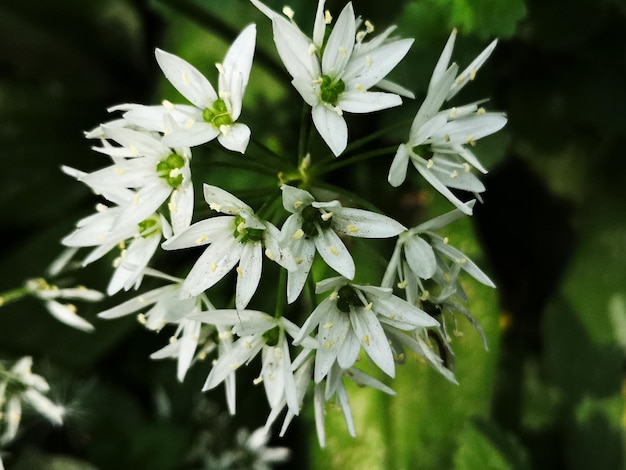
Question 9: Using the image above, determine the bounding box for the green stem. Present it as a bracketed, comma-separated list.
[0, 286, 30, 308]
[274, 268, 287, 319]
[315, 145, 398, 176]
[311, 181, 384, 213]
[298, 103, 312, 166]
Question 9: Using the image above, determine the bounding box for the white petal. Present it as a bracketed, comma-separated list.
[162, 122, 220, 148]
[429, 29, 457, 91]
[388, 143, 410, 187]
[336, 328, 361, 370]
[349, 307, 395, 377]
[429, 113, 507, 145]
[374, 294, 439, 329]
[155, 48, 217, 108]
[235, 242, 263, 310]
[339, 90, 401, 114]
[314, 309, 349, 383]
[314, 228, 355, 279]
[203, 335, 263, 390]
[162, 216, 233, 250]
[332, 207, 406, 238]
[321, 3, 355, 76]
[286, 238, 316, 304]
[222, 24, 256, 92]
[447, 39, 498, 100]
[280, 185, 315, 213]
[203, 184, 253, 214]
[45, 300, 94, 332]
[312, 104, 347, 156]
[272, 16, 319, 81]
[183, 235, 243, 296]
[177, 320, 201, 381]
[343, 39, 413, 89]
[217, 123, 251, 153]
[170, 183, 195, 235]
[403, 235, 437, 279]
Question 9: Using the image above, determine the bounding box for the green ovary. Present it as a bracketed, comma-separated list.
[336, 285, 365, 314]
[203, 99, 233, 128]
[138, 216, 159, 238]
[233, 215, 264, 244]
[156, 154, 185, 188]
[300, 205, 332, 238]
[319, 75, 345, 106]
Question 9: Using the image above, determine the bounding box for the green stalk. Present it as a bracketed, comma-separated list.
[314, 145, 398, 176]
[0, 286, 30, 308]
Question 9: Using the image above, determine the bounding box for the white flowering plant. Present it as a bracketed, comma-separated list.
[0, 0, 507, 466]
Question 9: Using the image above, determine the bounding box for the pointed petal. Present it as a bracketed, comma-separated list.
[332, 207, 406, 238]
[272, 16, 319, 80]
[314, 228, 355, 279]
[235, 242, 263, 310]
[183, 236, 243, 296]
[350, 307, 395, 377]
[403, 235, 437, 279]
[312, 104, 347, 156]
[217, 123, 251, 153]
[321, 3, 355, 76]
[155, 48, 217, 108]
[388, 143, 410, 187]
[339, 90, 401, 114]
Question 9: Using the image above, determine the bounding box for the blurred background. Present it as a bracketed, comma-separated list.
[0, 0, 625, 468]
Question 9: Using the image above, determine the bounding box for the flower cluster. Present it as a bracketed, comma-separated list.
[0, 357, 65, 468]
[41, 0, 505, 448]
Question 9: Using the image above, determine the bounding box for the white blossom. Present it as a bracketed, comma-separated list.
[252, 0, 413, 156]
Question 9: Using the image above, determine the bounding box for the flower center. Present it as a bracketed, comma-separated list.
[263, 326, 280, 347]
[300, 205, 332, 238]
[156, 154, 185, 188]
[233, 214, 265, 243]
[202, 98, 233, 128]
[138, 216, 160, 238]
[319, 75, 345, 106]
[336, 285, 365, 313]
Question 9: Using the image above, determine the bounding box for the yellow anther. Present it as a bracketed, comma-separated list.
[456, 257, 467, 264]
[450, 170, 459, 179]
[444, 134, 451, 142]
[443, 236, 449, 244]
[294, 257, 303, 265]
[274, 348, 283, 359]
[229, 362, 240, 369]
[329, 245, 339, 256]
[334, 106, 343, 116]
[321, 211, 333, 221]
[130, 145, 139, 157]
[463, 163, 472, 173]
[330, 291, 339, 301]
[355, 83, 366, 92]
[338, 46, 347, 57]
[137, 313, 147, 324]
[324, 340, 335, 349]
[182, 72, 190, 86]
[114, 167, 125, 175]
[294, 200, 304, 209]
[133, 194, 141, 205]
[366, 55, 373, 67]
[477, 107, 486, 115]
[265, 248, 275, 260]
[456, 74, 466, 85]
[362, 335, 370, 346]
[465, 135, 476, 146]
[236, 266, 244, 277]
[469, 69, 477, 80]
[209, 202, 222, 212]
[215, 63, 225, 74]
[397, 280, 408, 289]
[162, 99, 175, 110]
[168, 201, 178, 213]
[324, 10, 332, 24]
[253, 376, 263, 385]
[450, 107, 458, 118]
[427, 159, 434, 169]
[293, 228, 305, 240]
[219, 124, 231, 135]
[347, 224, 359, 233]
[195, 235, 208, 244]
[210, 262, 218, 273]
[365, 20, 374, 33]
[282, 6, 295, 19]
[364, 302, 373, 311]
[218, 330, 232, 339]
[244, 341, 252, 350]
[169, 336, 177, 344]
[322, 322, 334, 329]
[356, 31, 366, 42]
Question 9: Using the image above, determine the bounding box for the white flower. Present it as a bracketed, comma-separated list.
[162, 184, 292, 310]
[252, 0, 413, 156]
[280, 184, 405, 303]
[0, 357, 64, 446]
[62, 203, 171, 296]
[118, 25, 256, 153]
[98, 271, 214, 382]
[83, 126, 194, 234]
[388, 30, 506, 214]
[293, 277, 438, 383]
[190, 309, 317, 418]
[24, 278, 103, 332]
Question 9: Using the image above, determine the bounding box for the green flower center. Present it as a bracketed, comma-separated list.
[138, 216, 160, 238]
[300, 205, 333, 238]
[202, 98, 233, 128]
[263, 326, 280, 347]
[336, 285, 365, 314]
[233, 214, 265, 243]
[156, 154, 185, 188]
[319, 75, 345, 106]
